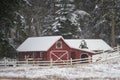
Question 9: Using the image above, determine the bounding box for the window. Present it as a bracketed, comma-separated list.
[56, 41, 62, 49]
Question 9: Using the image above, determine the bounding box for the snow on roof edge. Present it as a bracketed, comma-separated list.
[72, 47, 95, 54]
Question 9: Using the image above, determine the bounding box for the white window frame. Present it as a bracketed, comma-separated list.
[56, 41, 62, 49]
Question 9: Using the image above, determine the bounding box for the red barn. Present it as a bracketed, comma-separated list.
[17, 36, 112, 62]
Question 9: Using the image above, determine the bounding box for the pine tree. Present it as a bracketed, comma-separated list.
[0, 0, 24, 58]
[90, 0, 120, 45]
[51, 0, 81, 39]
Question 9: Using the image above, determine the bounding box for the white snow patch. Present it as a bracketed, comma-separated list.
[69, 10, 90, 26]
[95, 5, 98, 9]
[74, 10, 90, 18]
[23, 0, 32, 6]
[94, 20, 107, 28]
[117, 35, 120, 38]
[1, 57, 120, 79]
[69, 13, 80, 26]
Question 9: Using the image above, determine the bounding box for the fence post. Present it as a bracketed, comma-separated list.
[117, 45, 120, 52]
[33, 60, 35, 66]
[4, 57, 7, 67]
[103, 50, 107, 61]
[89, 56, 92, 63]
[26, 59, 28, 65]
[50, 58, 53, 67]
[70, 58, 72, 66]
[13, 59, 16, 67]
[117, 45, 120, 56]
[117, 45, 119, 52]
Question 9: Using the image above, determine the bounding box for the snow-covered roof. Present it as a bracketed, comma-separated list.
[17, 36, 112, 52]
[17, 36, 62, 52]
[65, 39, 112, 51]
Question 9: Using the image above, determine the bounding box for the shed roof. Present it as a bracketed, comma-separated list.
[17, 36, 62, 52]
[65, 39, 112, 51]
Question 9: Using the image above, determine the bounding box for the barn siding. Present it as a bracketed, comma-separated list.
[46, 38, 71, 61]
[70, 48, 93, 59]
[18, 51, 47, 61]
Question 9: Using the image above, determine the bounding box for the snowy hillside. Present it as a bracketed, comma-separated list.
[0, 56, 120, 79]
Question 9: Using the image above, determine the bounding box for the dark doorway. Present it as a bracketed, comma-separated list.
[71, 52, 76, 59]
[80, 54, 89, 63]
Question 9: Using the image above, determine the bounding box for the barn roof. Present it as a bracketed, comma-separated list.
[17, 36, 112, 52]
[65, 39, 112, 51]
[17, 36, 62, 52]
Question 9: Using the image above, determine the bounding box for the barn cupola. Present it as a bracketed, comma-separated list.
[79, 40, 88, 49]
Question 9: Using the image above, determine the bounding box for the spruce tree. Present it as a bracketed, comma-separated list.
[51, 0, 81, 39]
[0, 0, 24, 58]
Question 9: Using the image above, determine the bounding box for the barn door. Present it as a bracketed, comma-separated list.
[50, 50, 68, 63]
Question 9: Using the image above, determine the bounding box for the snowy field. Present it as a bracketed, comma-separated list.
[0, 57, 120, 80]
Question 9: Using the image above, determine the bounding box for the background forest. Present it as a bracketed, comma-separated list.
[0, 0, 120, 58]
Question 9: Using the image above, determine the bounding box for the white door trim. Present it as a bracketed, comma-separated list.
[50, 50, 68, 63]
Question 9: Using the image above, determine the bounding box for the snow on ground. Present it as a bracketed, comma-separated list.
[0, 57, 120, 79]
